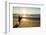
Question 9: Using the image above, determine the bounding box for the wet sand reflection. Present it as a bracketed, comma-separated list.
[13, 17, 40, 28]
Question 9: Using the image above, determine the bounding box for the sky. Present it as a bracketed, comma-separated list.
[13, 7, 40, 14]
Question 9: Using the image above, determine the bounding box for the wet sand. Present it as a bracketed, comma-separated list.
[13, 18, 40, 28]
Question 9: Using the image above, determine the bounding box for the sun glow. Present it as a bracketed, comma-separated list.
[22, 8, 26, 17]
[22, 18, 27, 21]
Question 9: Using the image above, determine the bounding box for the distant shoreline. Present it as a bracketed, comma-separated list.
[13, 14, 40, 19]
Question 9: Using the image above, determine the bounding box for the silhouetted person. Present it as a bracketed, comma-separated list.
[18, 16, 22, 24]
[13, 16, 22, 28]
